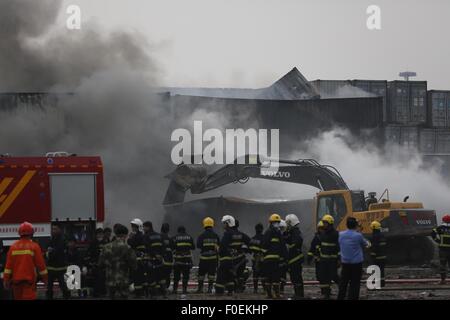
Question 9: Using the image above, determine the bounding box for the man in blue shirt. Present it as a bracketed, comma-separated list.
[337, 217, 370, 300]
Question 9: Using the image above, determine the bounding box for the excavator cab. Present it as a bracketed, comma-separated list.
[315, 190, 367, 229]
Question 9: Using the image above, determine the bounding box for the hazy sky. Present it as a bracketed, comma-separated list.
[58, 0, 450, 89]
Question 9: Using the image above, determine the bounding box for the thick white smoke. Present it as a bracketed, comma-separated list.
[299, 129, 450, 218]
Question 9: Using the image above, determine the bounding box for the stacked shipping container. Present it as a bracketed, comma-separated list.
[351, 80, 388, 122]
[427, 90, 450, 128]
[387, 81, 427, 125]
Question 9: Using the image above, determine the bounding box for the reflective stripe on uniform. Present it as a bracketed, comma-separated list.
[219, 256, 232, 261]
[321, 242, 337, 247]
[47, 266, 67, 271]
[288, 244, 295, 249]
[151, 243, 162, 247]
[320, 254, 338, 258]
[288, 254, 304, 265]
[39, 269, 48, 275]
[136, 245, 146, 250]
[270, 238, 280, 243]
[4, 269, 12, 274]
[200, 255, 218, 260]
[11, 249, 34, 256]
[264, 254, 280, 260]
[250, 246, 262, 252]
[176, 242, 193, 247]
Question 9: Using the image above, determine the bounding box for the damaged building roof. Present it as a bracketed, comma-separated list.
[158, 67, 320, 100]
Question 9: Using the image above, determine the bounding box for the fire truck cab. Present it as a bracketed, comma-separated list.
[0, 153, 105, 248]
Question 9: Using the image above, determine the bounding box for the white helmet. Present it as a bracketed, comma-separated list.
[130, 218, 143, 232]
[285, 214, 300, 227]
[279, 220, 287, 230]
[221, 215, 236, 228]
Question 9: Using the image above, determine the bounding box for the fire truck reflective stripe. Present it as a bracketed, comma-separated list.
[70, 165, 77, 168]
[58, 165, 65, 168]
[39, 269, 48, 275]
[0, 170, 36, 218]
[11, 249, 35, 256]
[4, 269, 12, 274]
[0, 177, 13, 198]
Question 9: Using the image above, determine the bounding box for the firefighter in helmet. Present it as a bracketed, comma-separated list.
[3, 222, 48, 300]
[196, 217, 220, 293]
[308, 221, 325, 292]
[215, 214, 237, 296]
[249, 223, 265, 294]
[261, 213, 288, 299]
[369, 220, 387, 287]
[128, 218, 146, 297]
[285, 214, 305, 299]
[318, 214, 340, 299]
[432, 214, 450, 284]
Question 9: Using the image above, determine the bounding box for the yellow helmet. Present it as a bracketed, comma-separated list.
[322, 214, 334, 225]
[317, 221, 324, 228]
[203, 217, 214, 228]
[269, 213, 282, 223]
[370, 220, 381, 230]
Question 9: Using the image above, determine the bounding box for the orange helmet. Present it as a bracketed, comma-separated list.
[18, 222, 34, 236]
[443, 215, 450, 224]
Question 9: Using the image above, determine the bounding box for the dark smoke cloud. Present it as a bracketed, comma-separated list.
[0, 0, 155, 92]
[0, 0, 179, 227]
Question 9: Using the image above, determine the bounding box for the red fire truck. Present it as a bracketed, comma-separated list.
[0, 152, 105, 248]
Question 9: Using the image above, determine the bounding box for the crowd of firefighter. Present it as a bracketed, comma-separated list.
[1, 212, 450, 300]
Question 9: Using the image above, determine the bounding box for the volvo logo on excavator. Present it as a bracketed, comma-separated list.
[260, 170, 291, 179]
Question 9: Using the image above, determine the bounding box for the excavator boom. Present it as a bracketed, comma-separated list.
[163, 156, 348, 205]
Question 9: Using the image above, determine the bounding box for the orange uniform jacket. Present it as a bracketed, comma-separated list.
[4, 238, 48, 284]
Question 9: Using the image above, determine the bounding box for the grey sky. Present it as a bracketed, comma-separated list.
[59, 0, 449, 89]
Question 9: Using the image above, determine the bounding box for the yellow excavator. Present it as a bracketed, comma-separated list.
[163, 155, 437, 264]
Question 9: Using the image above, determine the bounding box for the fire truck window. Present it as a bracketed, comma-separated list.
[50, 174, 96, 220]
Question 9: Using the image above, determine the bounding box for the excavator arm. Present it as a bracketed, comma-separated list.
[163, 156, 348, 205]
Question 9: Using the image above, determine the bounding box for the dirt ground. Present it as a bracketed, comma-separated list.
[32, 266, 450, 300]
